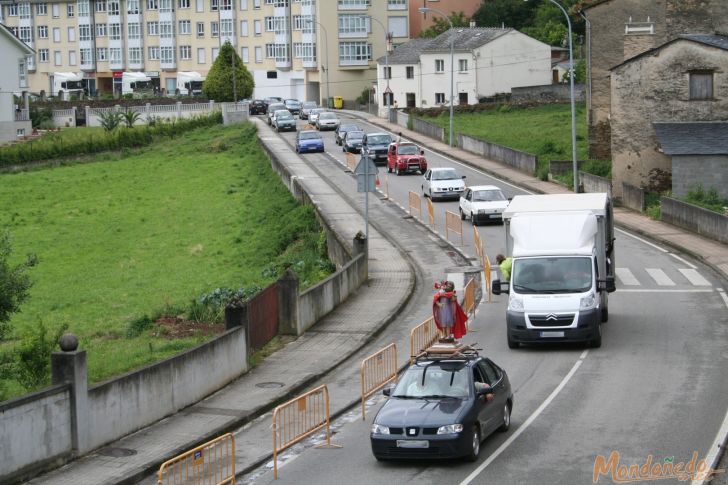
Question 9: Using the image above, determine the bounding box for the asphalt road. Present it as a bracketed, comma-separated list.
[245, 114, 728, 485]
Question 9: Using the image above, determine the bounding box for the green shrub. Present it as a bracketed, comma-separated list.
[121, 108, 142, 128]
[99, 110, 123, 132]
[13, 322, 69, 391]
[30, 106, 54, 129]
[683, 184, 728, 213]
[126, 315, 153, 338]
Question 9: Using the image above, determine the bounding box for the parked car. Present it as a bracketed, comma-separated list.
[295, 130, 324, 153]
[459, 185, 510, 225]
[300, 101, 318, 120]
[270, 109, 291, 129]
[308, 108, 326, 125]
[387, 142, 427, 175]
[316, 112, 340, 131]
[335, 123, 362, 145]
[266, 103, 287, 125]
[263, 96, 283, 107]
[272, 110, 297, 132]
[422, 167, 466, 201]
[342, 130, 365, 153]
[361, 132, 393, 165]
[248, 99, 267, 115]
[370, 347, 512, 461]
[284, 99, 302, 116]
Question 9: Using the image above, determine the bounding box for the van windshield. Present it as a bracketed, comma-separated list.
[512, 257, 592, 293]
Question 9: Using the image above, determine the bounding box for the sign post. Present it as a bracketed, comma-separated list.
[354, 155, 379, 242]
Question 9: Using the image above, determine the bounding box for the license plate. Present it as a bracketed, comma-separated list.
[540, 331, 565, 338]
[489, 214, 500, 218]
[396, 440, 429, 449]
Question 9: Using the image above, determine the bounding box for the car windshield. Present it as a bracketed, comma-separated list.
[368, 135, 392, 145]
[340, 124, 359, 132]
[285, 100, 300, 107]
[512, 257, 593, 294]
[432, 169, 460, 180]
[268, 104, 285, 112]
[473, 189, 506, 202]
[392, 363, 470, 399]
[277, 113, 293, 120]
[311, 109, 325, 115]
[319, 113, 337, 120]
[299, 132, 321, 140]
[397, 145, 419, 155]
[347, 131, 364, 141]
[302, 102, 317, 109]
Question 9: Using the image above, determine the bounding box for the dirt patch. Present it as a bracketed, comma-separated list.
[153, 315, 225, 339]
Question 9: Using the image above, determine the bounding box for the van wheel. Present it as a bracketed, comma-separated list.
[590, 325, 602, 348]
[507, 332, 519, 349]
[601, 306, 608, 323]
[465, 426, 481, 462]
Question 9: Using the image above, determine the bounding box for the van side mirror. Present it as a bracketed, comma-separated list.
[462, 175, 467, 179]
[420, 150, 425, 155]
[492, 279, 509, 295]
[382, 386, 392, 397]
[598, 276, 616, 293]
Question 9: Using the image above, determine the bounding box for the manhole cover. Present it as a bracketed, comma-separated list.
[256, 381, 284, 389]
[98, 447, 137, 457]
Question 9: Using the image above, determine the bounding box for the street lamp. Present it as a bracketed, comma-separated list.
[306, 19, 329, 108]
[526, 0, 579, 192]
[369, 17, 393, 120]
[418, 6, 454, 147]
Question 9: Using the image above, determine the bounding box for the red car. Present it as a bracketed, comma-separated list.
[386, 142, 428, 175]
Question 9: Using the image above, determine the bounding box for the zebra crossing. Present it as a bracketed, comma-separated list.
[616, 267, 712, 288]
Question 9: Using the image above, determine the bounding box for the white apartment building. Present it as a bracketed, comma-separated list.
[0, 22, 34, 142]
[0, 0, 409, 105]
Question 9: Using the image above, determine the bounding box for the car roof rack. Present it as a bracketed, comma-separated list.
[412, 341, 481, 362]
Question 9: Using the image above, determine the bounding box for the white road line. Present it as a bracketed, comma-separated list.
[615, 228, 669, 252]
[670, 253, 698, 269]
[459, 350, 588, 485]
[618, 289, 714, 293]
[645, 268, 676, 286]
[678, 268, 711, 286]
[615, 267, 640, 286]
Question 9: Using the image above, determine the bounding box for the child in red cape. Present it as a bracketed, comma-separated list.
[432, 280, 468, 340]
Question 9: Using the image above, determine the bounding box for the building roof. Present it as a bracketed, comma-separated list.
[0, 23, 35, 54]
[611, 34, 728, 71]
[378, 28, 512, 64]
[653, 122, 728, 155]
[378, 38, 432, 64]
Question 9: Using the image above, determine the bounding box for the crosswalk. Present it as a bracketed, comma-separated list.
[616, 267, 712, 288]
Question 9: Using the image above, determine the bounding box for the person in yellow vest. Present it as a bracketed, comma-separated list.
[496, 254, 512, 282]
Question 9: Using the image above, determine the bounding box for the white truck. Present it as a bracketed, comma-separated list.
[51, 72, 84, 100]
[121, 72, 153, 97]
[176, 71, 205, 96]
[492, 193, 616, 349]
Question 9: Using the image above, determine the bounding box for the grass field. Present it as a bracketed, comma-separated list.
[0, 122, 331, 397]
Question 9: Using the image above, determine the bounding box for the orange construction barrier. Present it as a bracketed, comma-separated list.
[408, 191, 422, 219]
[427, 198, 435, 229]
[463, 277, 475, 316]
[360, 343, 398, 420]
[157, 433, 235, 485]
[445, 210, 463, 246]
[409, 317, 441, 362]
[345, 152, 356, 171]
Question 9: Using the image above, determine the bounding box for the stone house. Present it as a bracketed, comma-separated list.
[582, 0, 728, 160]
[610, 34, 728, 198]
[0, 24, 34, 144]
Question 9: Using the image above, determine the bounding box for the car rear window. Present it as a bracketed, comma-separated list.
[473, 190, 506, 201]
[368, 135, 392, 144]
[299, 132, 321, 140]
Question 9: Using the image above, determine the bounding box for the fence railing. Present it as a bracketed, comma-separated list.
[473, 226, 492, 302]
[463, 278, 475, 316]
[409, 317, 440, 361]
[157, 433, 236, 485]
[426, 198, 435, 228]
[360, 343, 398, 420]
[408, 191, 422, 219]
[445, 210, 463, 246]
[14, 109, 30, 121]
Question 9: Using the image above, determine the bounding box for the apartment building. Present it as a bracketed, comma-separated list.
[0, 0, 409, 104]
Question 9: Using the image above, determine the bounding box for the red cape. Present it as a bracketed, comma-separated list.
[432, 291, 468, 339]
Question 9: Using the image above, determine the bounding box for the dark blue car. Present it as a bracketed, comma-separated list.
[295, 130, 324, 153]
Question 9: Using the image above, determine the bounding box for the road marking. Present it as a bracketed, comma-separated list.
[645, 268, 676, 286]
[459, 350, 588, 485]
[615, 267, 640, 286]
[678, 268, 711, 286]
[615, 228, 669, 252]
[618, 289, 714, 293]
[670, 253, 697, 269]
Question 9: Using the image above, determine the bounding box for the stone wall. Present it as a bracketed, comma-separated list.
[671, 155, 728, 200]
[511, 84, 585, 103]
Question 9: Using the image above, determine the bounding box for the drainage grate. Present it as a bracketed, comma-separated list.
[256, 381, 284, 389]
[98, 447, 137, 458]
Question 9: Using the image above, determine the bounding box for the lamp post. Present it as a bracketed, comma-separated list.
[526, 0, 579, 192]
[306, 19, 329, 108]
[369, 17, 392, 120]
[418, 7, 454, 147]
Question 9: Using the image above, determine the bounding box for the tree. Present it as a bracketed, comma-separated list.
[420, 11, 471, 38]
[203, 41, 254, 102]
[0, 231, 36, 340]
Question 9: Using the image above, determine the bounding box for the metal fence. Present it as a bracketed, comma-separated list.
[157, 433, 236, 485]
[360, 343, 398, 420]
[248, 283, 279, 350]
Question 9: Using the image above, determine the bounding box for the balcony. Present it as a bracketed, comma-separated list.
[14, 109, 30, 122]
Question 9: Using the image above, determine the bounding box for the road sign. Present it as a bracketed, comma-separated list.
[355, 156, 379, 193]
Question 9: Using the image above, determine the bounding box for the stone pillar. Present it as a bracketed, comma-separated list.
[353, 231, 368, 281]
[176, 101, 182, 119]
[51, 333, 90, 455]
[277, 269, 300, 336]
[85, 106, 90, 127]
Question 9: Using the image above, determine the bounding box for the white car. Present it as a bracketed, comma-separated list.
[316, 112, 340, 131]
[308, 108, 326, 125]
[459, 185, 510, 225]
[422, 167, 466, 201]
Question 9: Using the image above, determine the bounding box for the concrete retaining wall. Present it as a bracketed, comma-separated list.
[412, 118, 444, 142]
[511, 83, 586, 103]
[458, 133, 537, 175]
[580, 171, 612, 197]
[395, 110, 409, 130]
[661, 197, 728, 245]
[622, 183, 645, 212]
[0, 385, 72, 483]
[549, 159, 585, 176]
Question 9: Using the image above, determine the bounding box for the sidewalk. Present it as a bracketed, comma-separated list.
[345, 109, 728, 281]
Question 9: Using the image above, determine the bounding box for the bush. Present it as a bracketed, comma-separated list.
[683, 184, 728, 213]
[30, 106, 53, 129]
[13, 322, 69, 391]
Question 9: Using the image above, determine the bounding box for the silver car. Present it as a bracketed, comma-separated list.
[308, 108, 326, 125]
[300, 101, 318, 120]
[316, 112, 340, 131]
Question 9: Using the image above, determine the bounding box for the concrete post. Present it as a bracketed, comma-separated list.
[51, 334, 89, 455]
[353, 231, 368, 281]
[277, 269, 300, 336]
[71, 107, 77, 127]
[176, 101, 182, 119]
[85, 106, 90, 127]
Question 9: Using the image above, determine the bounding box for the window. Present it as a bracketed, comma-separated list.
[211, 47, 219, 60]
[180, 45, 191, 59]
[127, 0, 140, 13]
[388, 16, 407, 37]
[338, 14, 368, 36]
[54, 51, 62, 65]
[53, 27, 61, 42]
[240, 20, 248, 36]
[19, 2, 31, 18]
[179, 20, 191, 34]
[79, 24, 92, 41]
[196, 0, 203, 11]
[255, 46, 262, 62]
[690, 72, 713, 100]
[406, 66, 413, 79]
[435, 92, 445, 104]
[108, 0, 120, 14]
[388, 0, 405, 8]
[211, 21, 219, 37]
[147, 0, 158, 9]
[67, 4, 74, 17]
[97, 47, 108, 60]
[266, 71, 277, 78]
[337, 0, 370, 8]
[39, 49, 49, 62]
[221, 0, 232, 9]
[265, 43, 289, 61]
[458, 59, 468, 72]
[36, 3, 48, 15]
[241, 46, 249, 62]
[293, 42, 315, 60]
[178, 0, 190, 7]
[78, 0, 90, 16]
[147, 21, 159, 35]
[160, 46, 175, 63]
[254, 19, 261, 35]
[19, 26, 33, 43]
[196, 22, 205, 36]
[240, 0, 247, 9]
[96, 23, 107, 36]
[265, 16, 287, 34]
[253, 0, 260, 8]
[210, 0, 218, 10]
[435, 59, 444, 73]
[95, 1, 106, 12]
[197, 47, 205, 63]
[128, 22, 140, 39]
[109, 23, 121, 40]
[265, 0, 288, 5]
[80, 48, 93, 64]
[339, 41, 371, 64]
[220, 19, 233, 37]
[52, 4, 60, 17]
[128, 47, 142, 63]
[109, 47, 122, 64]
[160, 0, 173, 12]
[160, 21, 174, 38]
[383, 66, 391, 79]
[67, 26, 76, 42]
[69, 51, 77, 65]
[148, 46, 160, 60]
[8, 3, 18, 16]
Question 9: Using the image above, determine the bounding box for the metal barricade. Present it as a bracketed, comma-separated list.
[409, 317, 440, 362]
[345, 152, 356, 172]
[484, 253, 492, 303]
[445, 210, 463, 246]
[272, 385, 340, 479]
[157, 433, 235, 485]
[463, 277, 475, 316]
[427, 198, 435, 228]
[408, 191, 422, 219]
[360, 343, 398, 420]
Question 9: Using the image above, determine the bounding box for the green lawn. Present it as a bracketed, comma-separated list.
[0, 122, 330, 395]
